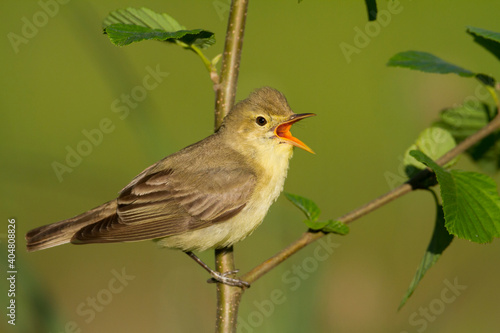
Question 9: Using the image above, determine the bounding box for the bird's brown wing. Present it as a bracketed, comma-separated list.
[72, 165, 256, 243]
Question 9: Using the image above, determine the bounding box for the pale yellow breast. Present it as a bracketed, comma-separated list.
[157, 143, 293, 252]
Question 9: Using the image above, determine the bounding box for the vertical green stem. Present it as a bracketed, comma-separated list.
[213, 0, 249, 332]
[215, 247, 244, 333]
[214, 0, 249, 130]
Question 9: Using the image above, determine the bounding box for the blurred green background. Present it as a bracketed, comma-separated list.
[2, 1, 500, 332]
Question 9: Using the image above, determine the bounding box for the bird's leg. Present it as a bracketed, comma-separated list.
[184, 251, 250, 288]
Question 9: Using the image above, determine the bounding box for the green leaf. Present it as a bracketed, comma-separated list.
[364, 0, 378, 21]
[403, 127, 457, 178]
[399, 196, 453, 310]
[105, 24, 213, 47]
[304, 220, 350, 235]
[467, 26, 500, 44]
[181, 31, 216, 49]
[410, 150, 500, 243]
[475, 74, 497, 87]
[285, 193, 349, 235]
[446, 170, 500, 242]
[103, 7, 183, 30]
[285, 193, 320, 222]
[321, 220, 350, 235]
[388, 50, 496, 86]
[467, 26, 500, 62]
[103, 7, 215, 48]
[387, 51, 475, 77]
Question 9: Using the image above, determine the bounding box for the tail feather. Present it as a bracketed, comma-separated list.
[26, 200, 117, 252]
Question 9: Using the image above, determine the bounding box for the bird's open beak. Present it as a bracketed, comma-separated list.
[274, 113, 316, 154]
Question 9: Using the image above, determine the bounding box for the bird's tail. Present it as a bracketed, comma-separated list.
[26, 200, 117, 252]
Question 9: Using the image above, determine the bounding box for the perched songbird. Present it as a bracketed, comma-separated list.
[26, 87, 315, 287]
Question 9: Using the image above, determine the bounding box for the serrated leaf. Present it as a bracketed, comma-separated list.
[103, 7, 184, 31]
[105, 24, 212, 47]
[387, 51, 475, 77]
[399, 200, 453, 309]
[305, 220, 349, 235]
[467, 26, 500, 62]
[403, 127, 457, 178]
[103, 7, 215, 48]
[285, 193, 320, 222]
[447, 170, 500, 242]
[410, 150, 500, 243]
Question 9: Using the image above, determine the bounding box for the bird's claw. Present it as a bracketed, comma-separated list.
[207, 269, 250, 288]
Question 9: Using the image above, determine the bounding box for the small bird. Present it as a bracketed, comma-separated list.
[26, 87, 315, 287]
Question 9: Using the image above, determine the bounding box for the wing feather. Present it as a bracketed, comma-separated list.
[73, 160, 256, 243]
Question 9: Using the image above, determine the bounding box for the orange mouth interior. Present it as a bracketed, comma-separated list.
[275, 121, 314, 154]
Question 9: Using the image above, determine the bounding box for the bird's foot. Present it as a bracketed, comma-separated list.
[207, 269, 250, 288]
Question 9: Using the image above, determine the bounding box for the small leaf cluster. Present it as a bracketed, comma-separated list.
[103, 7, 215, 48]
[284, 193, 349, 235]
[387, 26, 500, 307]
[102, 7, 220, 76]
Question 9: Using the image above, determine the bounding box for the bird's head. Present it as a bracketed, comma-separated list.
[222, 87, 315, 155]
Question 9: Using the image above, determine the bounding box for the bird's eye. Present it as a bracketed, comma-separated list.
[256, 116, 267, 126]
